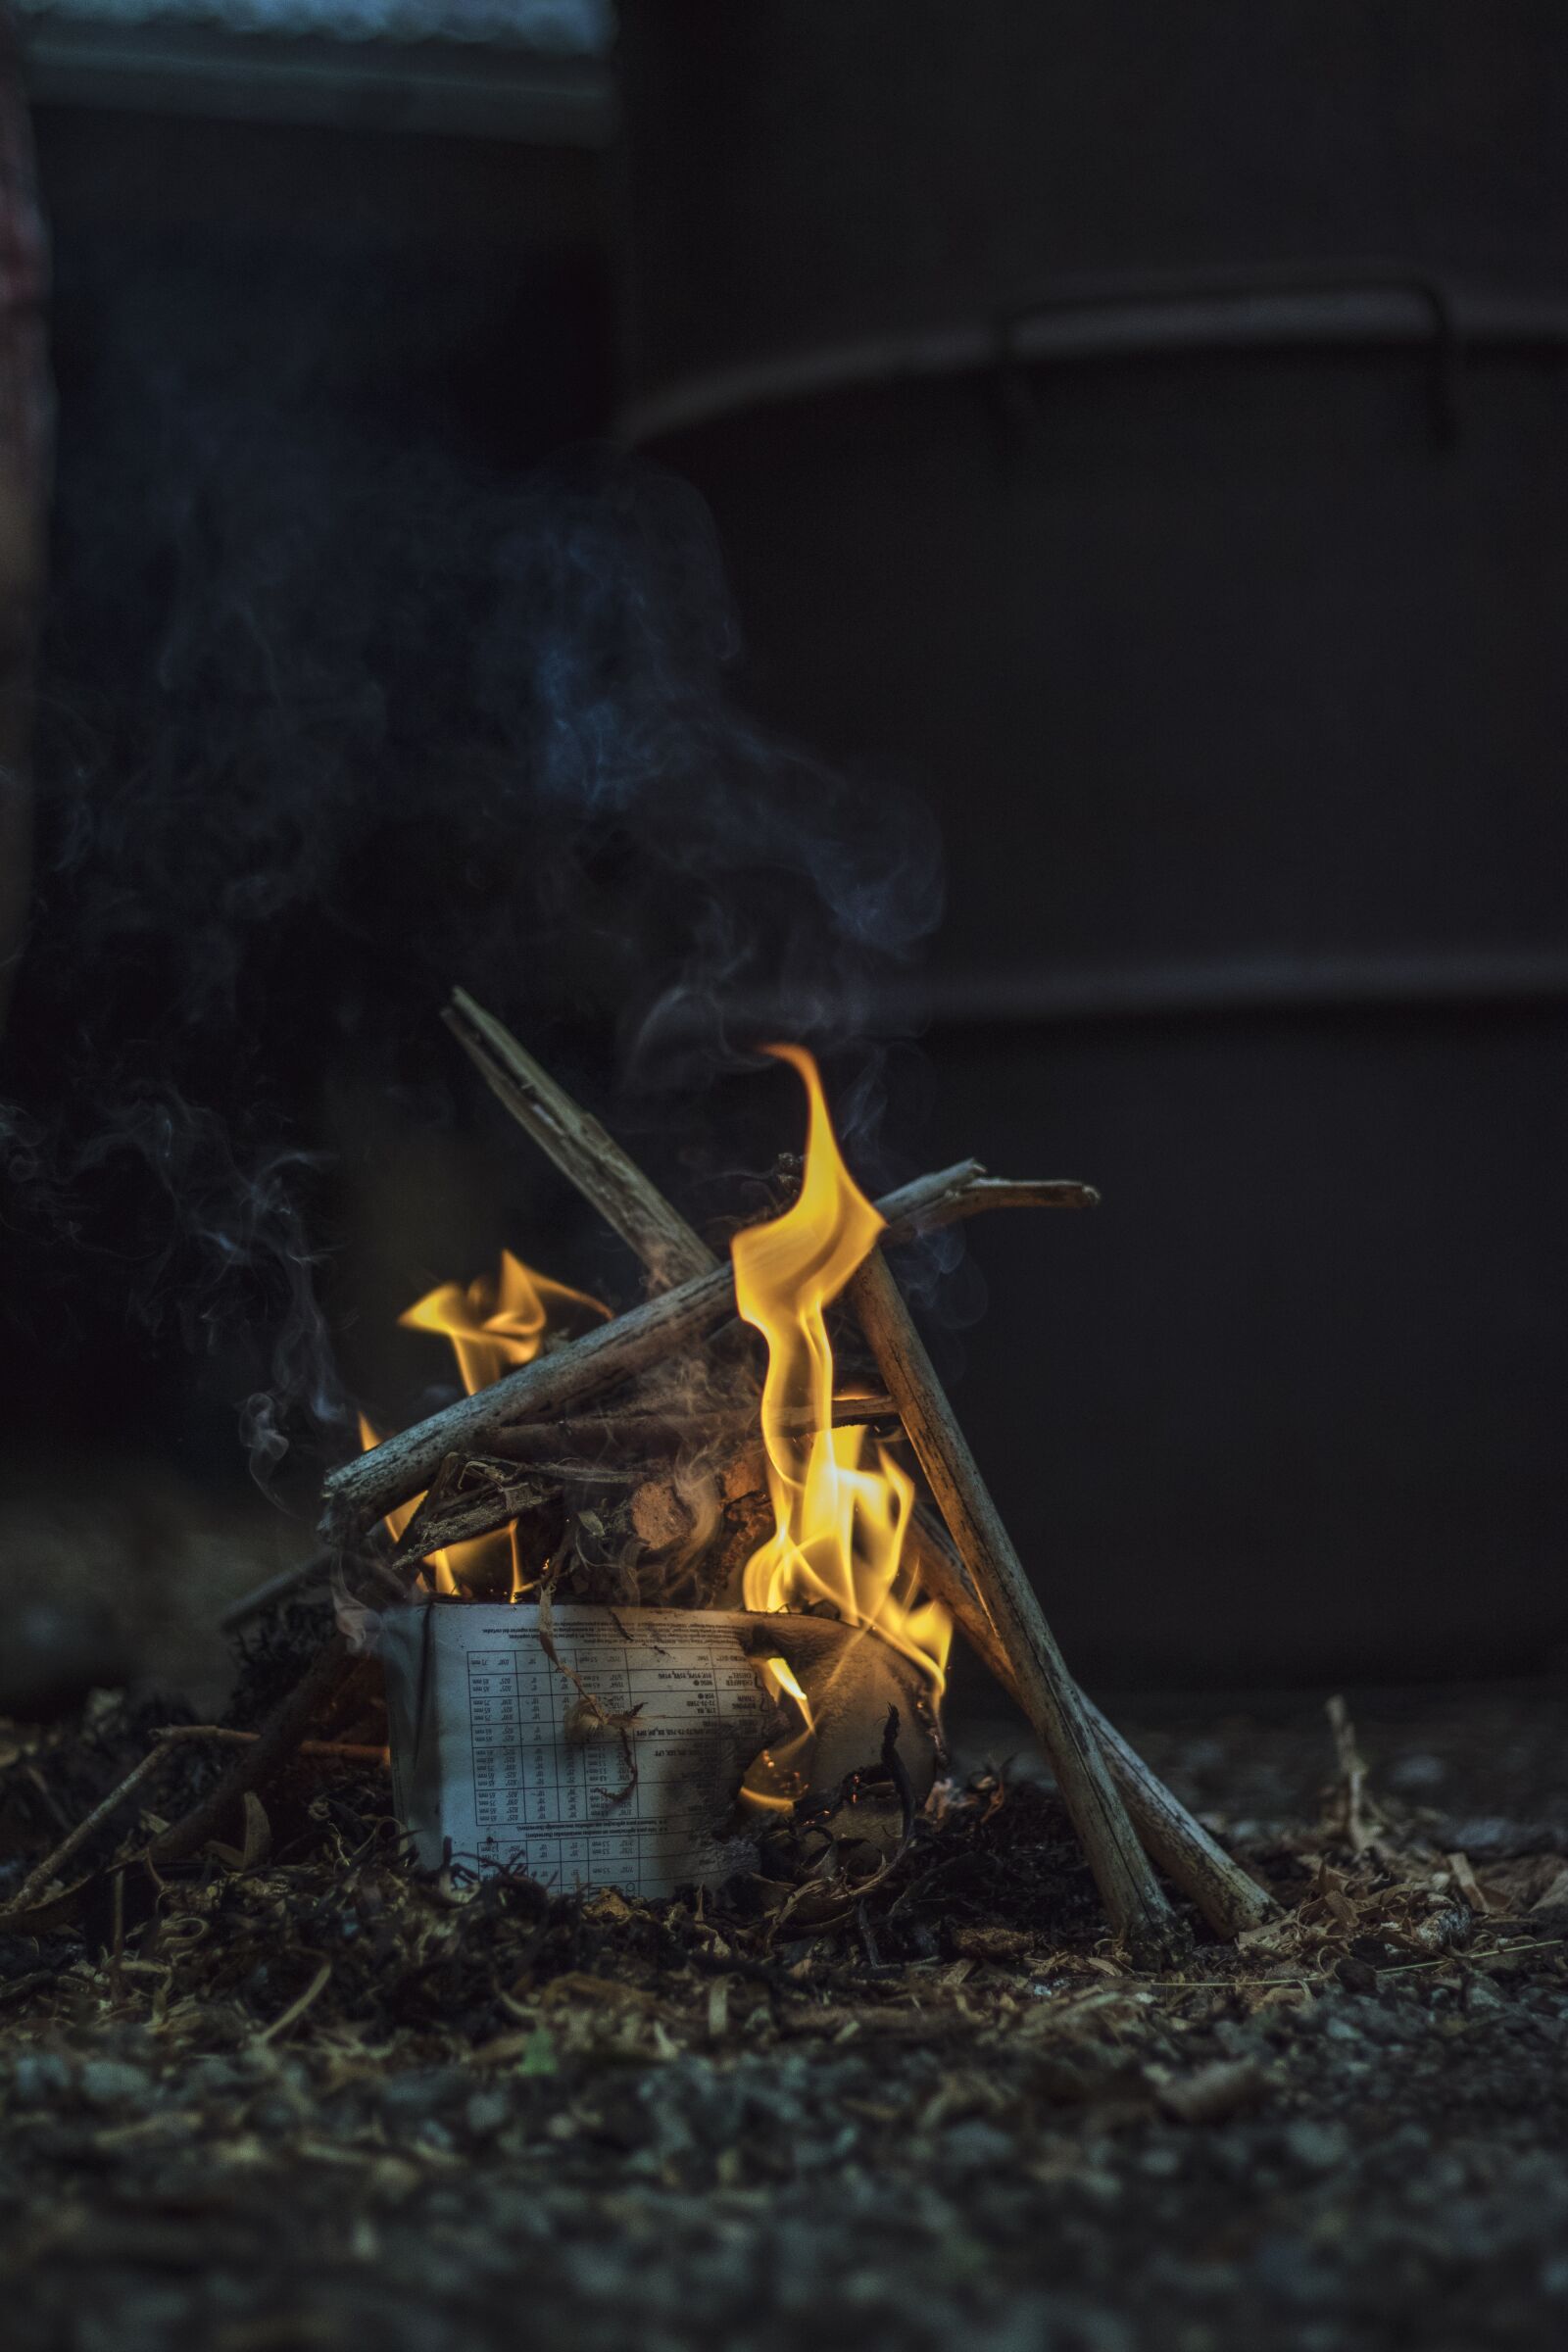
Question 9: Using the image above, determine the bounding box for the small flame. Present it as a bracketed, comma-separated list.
[360, 1250, 608, 1597]
[400, 1250, 609, 1393]
[733, 1047, 951, 1807]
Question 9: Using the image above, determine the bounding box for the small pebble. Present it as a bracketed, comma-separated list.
[1388, 1754, 1447, 1792]
[78, 2060, 151, 2109]
[1283, 2120, 1351, 2174]
[466, 2087, 512, 2137]
[380, 2066, 468, 2121]
[11, 2052, 72, 2103]
[940, 2121, 1015, 2174]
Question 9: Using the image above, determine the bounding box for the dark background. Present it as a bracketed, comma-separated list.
[2, 1, 1564, 1690]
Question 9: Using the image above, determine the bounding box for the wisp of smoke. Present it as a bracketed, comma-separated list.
[2, 384, 953, 1484]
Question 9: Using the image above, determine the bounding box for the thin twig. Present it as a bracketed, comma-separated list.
[218, 1553, 334, 1633]
[149, 1634, 352, 1866]
[1325, 1694, 1380, 1855]
[258, 1958, 332, 2045]
[155, 1726, 388, 1765]
[0, 1746, 171, 1924]
[535, 1586, 640, 1803]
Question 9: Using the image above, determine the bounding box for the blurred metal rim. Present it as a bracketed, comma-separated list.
[639, 951, 1568, 1052]
[618, 272, 1568, 450]
[18, 16, 617, 142]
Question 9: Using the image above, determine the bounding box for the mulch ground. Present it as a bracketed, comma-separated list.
[0, 1670, 1563, 2352]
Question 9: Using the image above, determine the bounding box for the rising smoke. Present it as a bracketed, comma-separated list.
[1, 354, 951, 1497]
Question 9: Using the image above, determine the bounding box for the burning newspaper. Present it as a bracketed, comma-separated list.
[381, 1602, 773, 1897]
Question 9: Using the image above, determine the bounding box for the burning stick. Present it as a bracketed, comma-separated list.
[396, 995, 1273, 1941]
[481, 1391, 900, 1462]
[381, 1394, 899, 1570]
[321, 1159, 1089, 1542]
[848, 1246, 1184, 1962]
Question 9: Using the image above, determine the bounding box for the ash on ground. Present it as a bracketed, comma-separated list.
[0, 1675, 1564, 2352]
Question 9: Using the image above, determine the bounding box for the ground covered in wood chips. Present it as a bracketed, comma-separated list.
[1, 1677, 1564, 2352]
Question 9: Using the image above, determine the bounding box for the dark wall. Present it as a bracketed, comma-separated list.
[7, 22, 1565, 1690]
[36, 103, 611, 473]
[2, 102, 617, 1465]
[617, 3, 1568, 1687]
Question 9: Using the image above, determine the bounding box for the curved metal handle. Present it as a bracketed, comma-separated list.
[994, 261, 1464, 443]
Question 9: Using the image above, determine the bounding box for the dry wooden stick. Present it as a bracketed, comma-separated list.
[388, 1396, 902, 1567]
[445, 989, 714, 1291]
[849, 1246, 1184, 1962]
[220, 1552, 335, 1633]
[482, 1391, 899, 1464]
[0, 1745, 172, 1924]
[149, 1633, 353, 1866]
[905, 1512, 1275, 1937]
[386, 1462, 559, 1572]
[156, 1726, 389, 1764]
[322, 1161, 1089, 1539]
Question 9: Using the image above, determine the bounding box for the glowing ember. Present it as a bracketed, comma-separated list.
[360, 1250, 609, 1597]
[732, 1046, 951, 1808]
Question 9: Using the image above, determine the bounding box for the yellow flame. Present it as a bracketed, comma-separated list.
[360, 1251, 608, 1598]
[400, 1250, 609, 1395]
[732, 1047, 951, 1806]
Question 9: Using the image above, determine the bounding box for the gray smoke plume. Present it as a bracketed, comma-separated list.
[2, 379, 954, 1488]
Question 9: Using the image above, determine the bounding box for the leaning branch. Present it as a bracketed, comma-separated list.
[322, 1162, 1090, 1538]
[849, 1246, 1185, 1964]
[445, 990, 714, 1291]
[904, 1512, 1276, 1937]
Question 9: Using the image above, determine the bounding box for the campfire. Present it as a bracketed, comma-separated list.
[1, 1003, 1556, 2352]
[208, 989, 1268, 1964]
[0, 990, 1279, 1965]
